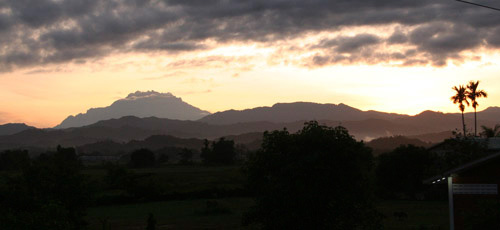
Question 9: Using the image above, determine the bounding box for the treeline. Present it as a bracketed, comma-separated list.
[0, 146, 90, 229]
[375, 136, 489, 199]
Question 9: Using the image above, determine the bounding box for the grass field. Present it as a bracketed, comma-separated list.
[82, 165, 449, 229]
[86, 197, 254, 230]
[378, 200, 448, 230]
[84, 165, 246, 194]
[87, 198, 448, 230]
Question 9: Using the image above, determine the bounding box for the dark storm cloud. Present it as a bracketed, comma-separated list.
[387, 30, 408, 44]
[1, 0, 500, 70]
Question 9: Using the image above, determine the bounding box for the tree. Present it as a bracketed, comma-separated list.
[0, 146, 90, 230]
[437, 137, 488, 171]
[158, 154, 169, 164]
[178, 148, 194, 165]
[467, 80, 488, 136]
[451, 85, 469, 136]
[200, 138, 236, 165]
[0, 149, 30, 171]
[375, 145, 436, 199]
[129, 148, 156, 168]
[480, 124, 500, 138]
[243, 121, 382, 229]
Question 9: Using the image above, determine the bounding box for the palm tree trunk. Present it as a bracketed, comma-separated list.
[462, 111, 466, 137]
[474, 107, 477, 137]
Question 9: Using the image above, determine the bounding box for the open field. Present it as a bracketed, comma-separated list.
[3, 164, 449, 229]
[84, 165, 246, 195]
[87, 198, 448, 230]
[86, 197, 254, 230]
[378, 200, 448, 230]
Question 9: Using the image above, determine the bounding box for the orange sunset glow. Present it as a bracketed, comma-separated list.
[1, 1, 499, 128]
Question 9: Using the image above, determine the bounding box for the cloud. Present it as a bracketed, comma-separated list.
[166, 55, 253, 69]
[1, 0, 500, 70]
[142, 71, 187, 80]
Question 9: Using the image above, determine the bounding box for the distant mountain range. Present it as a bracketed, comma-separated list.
[198, 102, 408, 124]
[0, 109, 497, 152]
[55, 91, 210, 129]
[0, 123, 35, 136]
[0, 90, 499, 153]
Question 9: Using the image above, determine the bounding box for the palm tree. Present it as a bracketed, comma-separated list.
[480, 125, 500, 138]
[451, 85, 469, 136]
[467, 80, 488, 136]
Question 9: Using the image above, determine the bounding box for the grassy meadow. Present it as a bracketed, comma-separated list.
[86, 197, 448, 230]
[81, 165, 448, 230]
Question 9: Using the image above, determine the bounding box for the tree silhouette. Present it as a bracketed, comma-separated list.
[178, 148, 194, 165]
[481, 125, 500, 138]
[375, 145, 436, 199]
[129, 148, 156, 168]
[200, 138, 236, 165]
[244, 121, 382, 229]
[451, 85, 469, 137]
[0, 149, 30, 171]
[0, 146, 90, 230]
[467, 80, 488, 136]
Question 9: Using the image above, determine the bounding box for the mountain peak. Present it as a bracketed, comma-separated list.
[0, 123, 35, 136]
[54, 91, 210, 129]
[124, 91, 175, 100]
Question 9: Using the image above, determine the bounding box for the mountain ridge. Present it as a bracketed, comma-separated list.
[54, 91, 210, 129]
[0, 123, 35, 136]
[198, 102, 410, 125]
[1, 107, 499, 152]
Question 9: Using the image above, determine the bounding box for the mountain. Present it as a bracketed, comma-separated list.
[77, 135, 205, 155]
[0, 113, 472, 151]
[0, 116, 290, 151]
[465, 106, 500, 122]
[0, 123, 35, 136]
[2, 102, 500, 152]
[55, 91, 210, 129]
[407, 131, 454, 143]
[198, 102, 408, 125]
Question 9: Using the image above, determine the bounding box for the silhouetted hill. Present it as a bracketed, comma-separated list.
[88, 116, 291, 139]
[0, 117, 290, 151]
[2, 104, 500, 151]
[198, 103, 500, 134]
[77, 135, 205, 155]
[0, 125, 162, 151]
[223, 132, 264, 150]
[198, 102, 408, 125]
[465, 106, 500, 122]
[407, 131, 454, 143]
[0, 123, 35, 136]
[366, 136, 434, 155]
[55, 91, 210, 129]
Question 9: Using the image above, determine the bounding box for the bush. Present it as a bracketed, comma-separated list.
[129, 148, 156, 168]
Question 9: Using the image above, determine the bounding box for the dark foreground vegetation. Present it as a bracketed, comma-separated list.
[2, 121, 492, 229]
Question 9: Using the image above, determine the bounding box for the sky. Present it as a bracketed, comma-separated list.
[1, 0, 500, 128]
